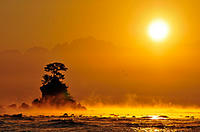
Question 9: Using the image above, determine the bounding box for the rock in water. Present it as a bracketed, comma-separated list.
[20, 103, 30, 109]
[11, 113, 23, 118]
[8, 104, 17, 109]
[32, 62, 86, 110]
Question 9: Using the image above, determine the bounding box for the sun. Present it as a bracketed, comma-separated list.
[148, 19, 169, 42]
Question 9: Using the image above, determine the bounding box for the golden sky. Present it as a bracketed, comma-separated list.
[0, 0, 200, 49]
[0, 0, 200, 107]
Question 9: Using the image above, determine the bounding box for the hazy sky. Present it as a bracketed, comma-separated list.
[0, 0, 200, 50]
[1, 0, 200, 107]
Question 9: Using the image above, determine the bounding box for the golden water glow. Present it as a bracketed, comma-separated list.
[17, 105, 200, 119]
[148, 19, 169, 42]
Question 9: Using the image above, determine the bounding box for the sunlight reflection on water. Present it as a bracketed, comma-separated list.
[1, 107, 200, 131]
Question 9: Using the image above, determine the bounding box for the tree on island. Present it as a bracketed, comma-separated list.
[32, 62, 86, 109]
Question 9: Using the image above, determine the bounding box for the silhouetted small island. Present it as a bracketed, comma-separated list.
[32, 62, 86, 110]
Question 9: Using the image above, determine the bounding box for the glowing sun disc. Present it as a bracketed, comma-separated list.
[148, 19, 169, 42]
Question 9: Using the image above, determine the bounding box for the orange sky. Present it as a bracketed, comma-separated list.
[0, 0, 200, 50]
[0, 0, 200, 107]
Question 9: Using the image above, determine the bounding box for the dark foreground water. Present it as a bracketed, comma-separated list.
[0, 114, 200, 132]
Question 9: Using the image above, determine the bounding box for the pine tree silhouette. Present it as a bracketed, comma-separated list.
[32, 62, 85, 109]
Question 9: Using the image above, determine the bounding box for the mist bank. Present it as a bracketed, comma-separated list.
[0, 37, 200, 107]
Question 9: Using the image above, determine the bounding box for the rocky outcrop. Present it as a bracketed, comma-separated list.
[32, 62, 86, 110]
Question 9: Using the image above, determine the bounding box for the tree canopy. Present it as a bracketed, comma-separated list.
[32, 62, 86, 109]
[42, 62, 68, 85]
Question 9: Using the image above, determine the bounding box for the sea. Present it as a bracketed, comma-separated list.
[1, 107, 200, 131]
